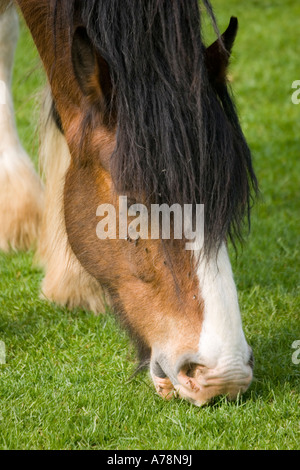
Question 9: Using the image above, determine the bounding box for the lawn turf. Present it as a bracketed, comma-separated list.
[0, 0, 299, 450]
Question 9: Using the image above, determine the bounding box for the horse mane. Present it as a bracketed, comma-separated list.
[51, 0, 258, 254]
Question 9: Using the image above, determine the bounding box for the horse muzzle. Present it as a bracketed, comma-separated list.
[175, 363, 253, 405]
[151, 350, 254, 406]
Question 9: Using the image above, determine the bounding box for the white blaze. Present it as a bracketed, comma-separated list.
[196, 243, 249, 370]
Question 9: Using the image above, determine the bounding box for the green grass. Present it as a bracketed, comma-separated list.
[0, 1, 299, 450]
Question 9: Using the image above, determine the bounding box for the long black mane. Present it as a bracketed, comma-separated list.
[52, 0, 258, 253]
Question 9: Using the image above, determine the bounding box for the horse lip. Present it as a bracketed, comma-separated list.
[152, 375, 176, 400]
[177, 370, 203, 392]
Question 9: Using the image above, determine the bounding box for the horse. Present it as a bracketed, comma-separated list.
[0, 0, 258, 406]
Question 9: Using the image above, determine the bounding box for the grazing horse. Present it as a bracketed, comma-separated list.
[0, 0, 258, 406]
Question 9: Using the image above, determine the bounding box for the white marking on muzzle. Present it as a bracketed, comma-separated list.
[196, 243, 249, 370]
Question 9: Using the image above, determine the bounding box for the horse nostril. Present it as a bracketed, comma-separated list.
[182, 362, 206, 379]
[175, 353, 207, 378]
[185, 364, 196, 378]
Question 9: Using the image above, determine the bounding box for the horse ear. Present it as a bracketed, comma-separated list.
[71, 26, 112, 106]
[205, 17, 238, 87]
[221, 16, 238, 55]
